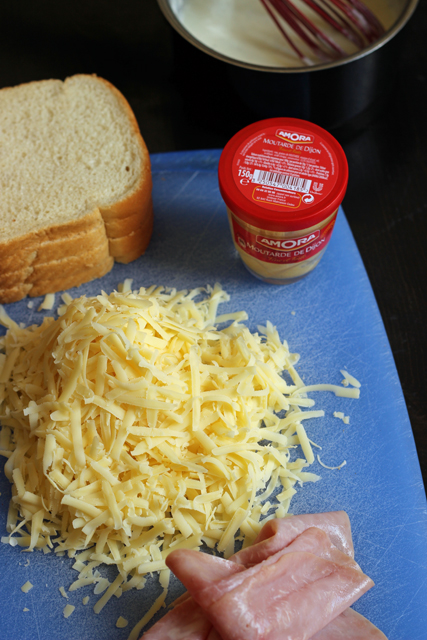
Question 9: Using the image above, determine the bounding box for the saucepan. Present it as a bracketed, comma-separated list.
[156, 0, 418, 136]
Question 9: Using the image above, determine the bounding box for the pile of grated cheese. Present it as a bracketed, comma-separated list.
[0, 283, 359, 615]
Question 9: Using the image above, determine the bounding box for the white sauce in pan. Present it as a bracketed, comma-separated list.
[171, 0, 400, 68]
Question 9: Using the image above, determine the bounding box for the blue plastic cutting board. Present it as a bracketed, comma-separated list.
[1, 150, 426, 640]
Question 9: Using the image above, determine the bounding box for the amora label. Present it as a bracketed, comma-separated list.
[276, 129, 314, 144]
[257, 230, 320, 251]
[231, 216, 337, 264]
[233, 124, 338, 215]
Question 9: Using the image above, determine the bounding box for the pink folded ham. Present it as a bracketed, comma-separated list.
[167, 547, 373, 640]
[166, 526, 361, 604]
[140, 596, 211, 640]
[140, 558, 243, 640]
[311, 608, 387, 639]
[140, 512, 387, 640]
[236, 526, 360, 573]
[232, 511, 354, 566]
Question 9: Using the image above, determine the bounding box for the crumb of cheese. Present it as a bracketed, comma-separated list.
[116, 616, 128, 628]
[118, 279, 133, 293]
[82, 596, 89, 605]
[93, 578, 110, 595]
[21, 581, 33, 593]
[340, 369, 361, 388]
[333, 411, 350, 424]
[317, 454, 347, 470]
[38, 293, 55, 311]
[63, 604, 75, 618]
[59, 586, 68, 599]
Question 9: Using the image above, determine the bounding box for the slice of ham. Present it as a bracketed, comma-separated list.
[140, 596, 212, 640]
[208, 552, 373, 640]
[167, 528, 360, 608]
[245, 526, 360, 572]
[141, 513, 385, 640]
[160, 543, 385, 640]
[140, 556, 242, 640]
[311, 608, 388, 639]
[167, 545, 374, 640]
[232, 511, 354, 567]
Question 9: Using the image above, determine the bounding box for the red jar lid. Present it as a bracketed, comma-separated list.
[219, 118, 348, 232]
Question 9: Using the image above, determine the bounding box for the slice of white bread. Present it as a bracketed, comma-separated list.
[0, 257, 114, 304]
[0, 74, 153, 302]
[1, 211, 150, 272]
[2, 218, 107, 273]
[1, 223, 151, 289]
[1, 238, 111, 289]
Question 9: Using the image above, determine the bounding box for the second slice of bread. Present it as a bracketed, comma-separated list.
[0, 74, 153, 302]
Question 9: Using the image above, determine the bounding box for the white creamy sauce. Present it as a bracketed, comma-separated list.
[172, 0, 400, 68]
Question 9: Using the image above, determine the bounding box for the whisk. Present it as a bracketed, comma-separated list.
[259, 0, 385, 65]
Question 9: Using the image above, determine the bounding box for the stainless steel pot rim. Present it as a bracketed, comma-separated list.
[157, 0, 419, 73]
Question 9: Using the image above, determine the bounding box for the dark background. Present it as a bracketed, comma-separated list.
[0, 0, 426, 492]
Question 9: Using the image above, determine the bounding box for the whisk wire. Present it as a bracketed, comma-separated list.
[259, 0, 313, 64]
[261, 0, 385, 64]
[270, 0, 346, 61]
[306, 0, 367, 48]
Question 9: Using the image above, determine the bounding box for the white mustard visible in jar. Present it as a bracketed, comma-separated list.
[218, 117, 349, 285]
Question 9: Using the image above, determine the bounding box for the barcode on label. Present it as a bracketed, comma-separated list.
[252, 170, 312, 194]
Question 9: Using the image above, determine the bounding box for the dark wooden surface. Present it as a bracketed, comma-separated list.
[1, 0, 426, 492]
